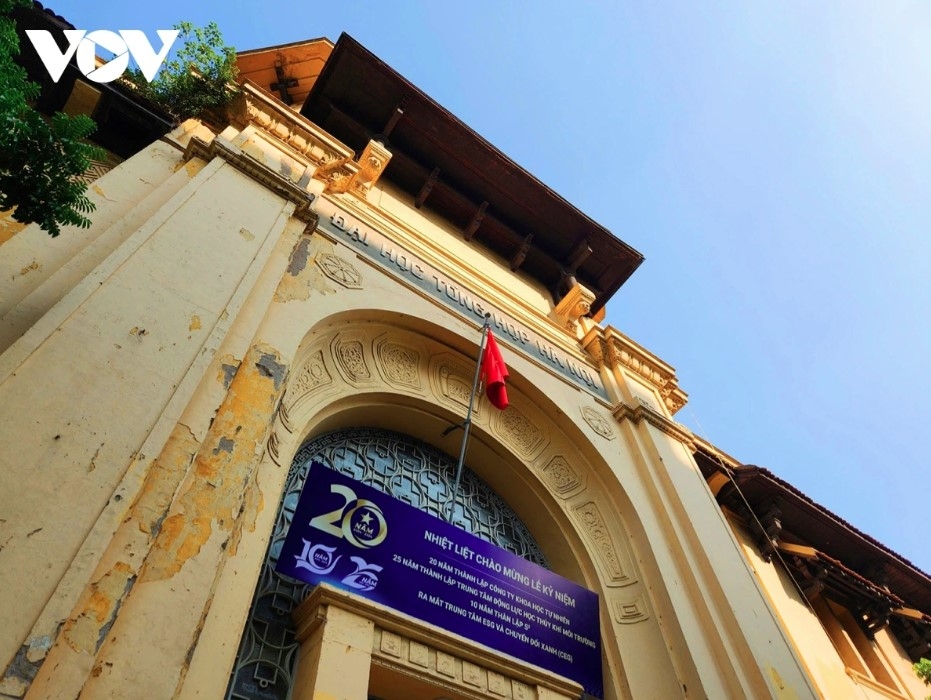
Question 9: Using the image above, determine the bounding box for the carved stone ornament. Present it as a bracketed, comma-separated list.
[575, 501, 631, 585]
[290, 350, 331, 396]
[612, 594, 650, 625]
[541, 455, 583, 497]
[376, 341, 422, 389]
[267, 429, 282, 466]
[349, 139, 393, 199]
[554, 282, 596, 333]
[429, 355, 484, 422]
[277, 398, 295, 433]
[409, 640, 429, 667]
[463, 661, 483, 688]
[581, 405, 615, 440]
[314, 253, 362, 289]
[512, 681, 533, 700]
[333, 337, 371, 383]
[493, 408, 545, 459]
[437, 365, 475, 410]
[581, 334, 619, 369]
[379, 630, 402, 657]
[436, 650, 456, 677]
[487, 671, 508, 697]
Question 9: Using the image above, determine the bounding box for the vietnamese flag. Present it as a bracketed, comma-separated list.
[482, 330, 509, 409]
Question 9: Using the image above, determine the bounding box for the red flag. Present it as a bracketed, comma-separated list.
[481, 330, 509, 410]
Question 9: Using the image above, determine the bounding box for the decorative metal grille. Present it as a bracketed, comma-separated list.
[226, 427, 548, 700]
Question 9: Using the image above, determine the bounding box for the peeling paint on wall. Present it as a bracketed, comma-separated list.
[274, 236, 336, 302]
[218, 356, 241, 388]
[227, 470, 265, 557]
[10, 424, 202, 698]
[138, 344, 287, 583]
[286, 237, 311, 276]
[61, 562, 136, 655]
[255, 353, 287, 390]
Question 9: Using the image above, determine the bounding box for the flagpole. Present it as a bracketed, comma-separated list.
[446, 313, 491, 523]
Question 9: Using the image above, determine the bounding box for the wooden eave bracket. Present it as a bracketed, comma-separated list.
[509, 234, 533, 271]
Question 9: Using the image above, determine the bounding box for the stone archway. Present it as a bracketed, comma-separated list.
[226, 426, 552, 699]
[235, 312, 685, 699]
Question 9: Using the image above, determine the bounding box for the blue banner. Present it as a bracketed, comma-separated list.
[276, 463, 603, 697]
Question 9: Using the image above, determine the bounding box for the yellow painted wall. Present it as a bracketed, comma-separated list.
[0, 88, 830, 700]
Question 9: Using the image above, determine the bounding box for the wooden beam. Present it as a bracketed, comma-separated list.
[464, 201, 488, 240]
[383, 97, 409, 137]
[510, 234, 533, 271]
[565, 238, 593, 272]
[415, 167, 440, 209]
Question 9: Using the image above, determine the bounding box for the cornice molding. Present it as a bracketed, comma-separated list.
[583, 326, 688, 414]
[613, 399, 696, 450]
[182, 136, 319, 224]
[235, 80, 355, 167]
[232, 82, 391, 198]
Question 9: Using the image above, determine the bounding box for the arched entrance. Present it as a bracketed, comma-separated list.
[226, 427, 549, 700]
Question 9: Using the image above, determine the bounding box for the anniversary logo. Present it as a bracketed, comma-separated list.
[277, 463, 603, 697]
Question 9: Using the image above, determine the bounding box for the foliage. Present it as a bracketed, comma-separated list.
[0, 0, 101, 236]
[127, 21, 239, 123]
[916, 657, 931, 684]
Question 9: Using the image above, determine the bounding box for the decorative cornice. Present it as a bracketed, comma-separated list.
[582, 326, 688, 414]
[613, 399, 696, 450]
[235, 80, 355, 168]
[182, 136, 319, 223]
[233, 82, 392, 200]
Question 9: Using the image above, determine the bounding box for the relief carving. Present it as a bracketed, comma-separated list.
[369, 625, 560, 699]
[334, 338, 371, 383]
[462, 661, 484, 688]
[613, 595, 650, 624]
[436, 650, 456, 678]
[553, 282, 596, 334]
[267, 429, 281, 467]
[575, 501, 632, 585]
[314, 252, 363, 289]
[380, 630, 401, 657]
[440, 366, 473, 407]
[290, 350, 331, 396]
[429, 355, 482, 420]
[408, 640, 429, 667]
[376, 341, 422, 389]
[541, 455, 583, 497]
[488, 671, 508, 696]
[581, 406, 615, 440]
[512, 681, 533, 700]
[493, 408, 545, 459]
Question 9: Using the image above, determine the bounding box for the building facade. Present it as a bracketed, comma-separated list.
[1, 10, 929, 699]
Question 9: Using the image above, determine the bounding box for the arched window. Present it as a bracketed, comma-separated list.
[226, 427, 547, 700]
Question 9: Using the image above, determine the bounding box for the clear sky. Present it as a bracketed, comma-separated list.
[45, 0, 931, 573]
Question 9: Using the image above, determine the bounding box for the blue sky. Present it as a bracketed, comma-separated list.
[45, 1, 931, 573]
